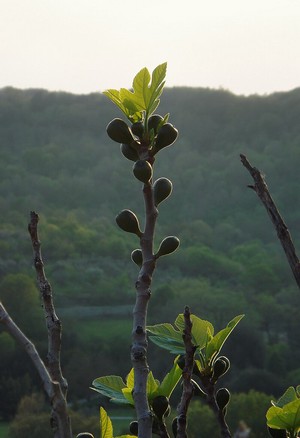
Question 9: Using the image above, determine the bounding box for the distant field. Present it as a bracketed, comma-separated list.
[0, 422, 9, 438]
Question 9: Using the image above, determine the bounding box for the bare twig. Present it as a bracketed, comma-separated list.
[240, 154, 300, 289]
[177, 306, 195, 438]
[28, 211, 72, 437]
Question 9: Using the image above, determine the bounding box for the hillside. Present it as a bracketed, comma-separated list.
[1, 86, 300, 418]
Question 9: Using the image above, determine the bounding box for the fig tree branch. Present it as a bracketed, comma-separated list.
[177, 306, 195, 438]
[240, 154, 300, 290]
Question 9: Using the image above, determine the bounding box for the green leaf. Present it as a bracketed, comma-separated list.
[147, 323, 185, 353]
[175, 314, 214, 349]
[155, 361, 182, 398]
[122, 387, 134, 405]
[266, 397, 300, 434]
[147, 63, 167, 114]
[272, 387, 298, 408]
[126, 368, 135, 390]
[132, 67, 151, 108]
[91, 375, 130, 405]
[100, 407, 113, 438]
[205, 315, 244, 363]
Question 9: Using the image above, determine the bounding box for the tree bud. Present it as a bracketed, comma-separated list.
[211, 356, 230, 383]
[148, 114, 164, 134]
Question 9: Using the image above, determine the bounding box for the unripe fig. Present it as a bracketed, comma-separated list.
[156, 236, 180, 258]
[133, 160, 153, 183]
[148, 114, 164, 134]
[107, 118, 135, 144]
[154, 123, 178, 151]
[131, 249, 143, 267]
[211, 356, 230, 383]
[176, 354, 185, 370]
[153, 177, 173, 206]
[216, 387, 230, 411]
[131, 121, 144, 138]
[191, 379, 206, 398]
[267, 427, 287, 437]
[151, 395, 170, 420]
[116, 210, 141, 236]
[129, 421, 138, 436]
[120, 143, 139, 161]
[76, 434, 94, 438]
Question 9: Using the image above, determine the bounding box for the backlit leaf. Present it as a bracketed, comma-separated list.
[100, 407, 113, 438]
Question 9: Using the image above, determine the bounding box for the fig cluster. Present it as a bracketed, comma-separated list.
[106, 114, 178, 161]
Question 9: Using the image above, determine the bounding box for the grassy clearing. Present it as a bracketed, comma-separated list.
[73, 317, 132, 344]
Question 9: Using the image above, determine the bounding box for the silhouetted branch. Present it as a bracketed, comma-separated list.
[240, 154, 300, 290]
[177, 306, 195, 438]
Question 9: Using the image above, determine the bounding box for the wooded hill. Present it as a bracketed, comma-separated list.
[1, 86, 300, 419]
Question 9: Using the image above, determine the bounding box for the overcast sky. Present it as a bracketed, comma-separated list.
[1, 0, 300, 96]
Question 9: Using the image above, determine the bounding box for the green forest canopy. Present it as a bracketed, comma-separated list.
[1, 85, 300, 420]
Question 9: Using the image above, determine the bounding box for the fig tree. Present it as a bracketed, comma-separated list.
[133, 160, 153, 183]
[153, 177, 173, 206]
[107, 118, 135, 144]
[116, 210, 141, 236]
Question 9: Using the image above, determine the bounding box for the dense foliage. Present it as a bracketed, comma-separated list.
[1, 85, 300, 431]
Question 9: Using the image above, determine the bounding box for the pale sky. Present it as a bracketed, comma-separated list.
[1, 0, 300, 96]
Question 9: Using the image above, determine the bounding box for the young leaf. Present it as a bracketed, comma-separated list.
[266, 398, 300, 434]
[155, 361, 182, 399]
[126, 368, 135, 390]
[132, 67, 151, 108]
[205, 315, 244, 364]
[121, 387, 134, 405]
[147, 62, 167, 115]
[272, 387, 299, 408]
[174, 314, 214, 349]
[147, 323, 185, 354]
[91, 376, 130, 405]
[100, 407, 114, 438]
[147, 372, 160, 399]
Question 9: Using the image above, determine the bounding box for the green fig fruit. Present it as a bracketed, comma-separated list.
[216, 388, 230, 412]
[148, 114, 164, 134]
[154, 123, 178, 151]
[151, 395, 170, 420]
[107, 118, 135, 144]
[156, 236, 180, 258]
[120, 143, 139, 161]
[267, 427, 287, 437]
[211, 356, 230, 383]
[131, 121, 144, 139]
[116, 210, 141, 236]
[131, 249, 143, 267]
[129, 421, 138, 436]
[133, 160, 153, 183]
[153, 177, 173, 206]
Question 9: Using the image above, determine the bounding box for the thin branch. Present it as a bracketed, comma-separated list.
[240, 154, 300, 290]
[28, 211, 68, 394]
[177, 306, 195, 438]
